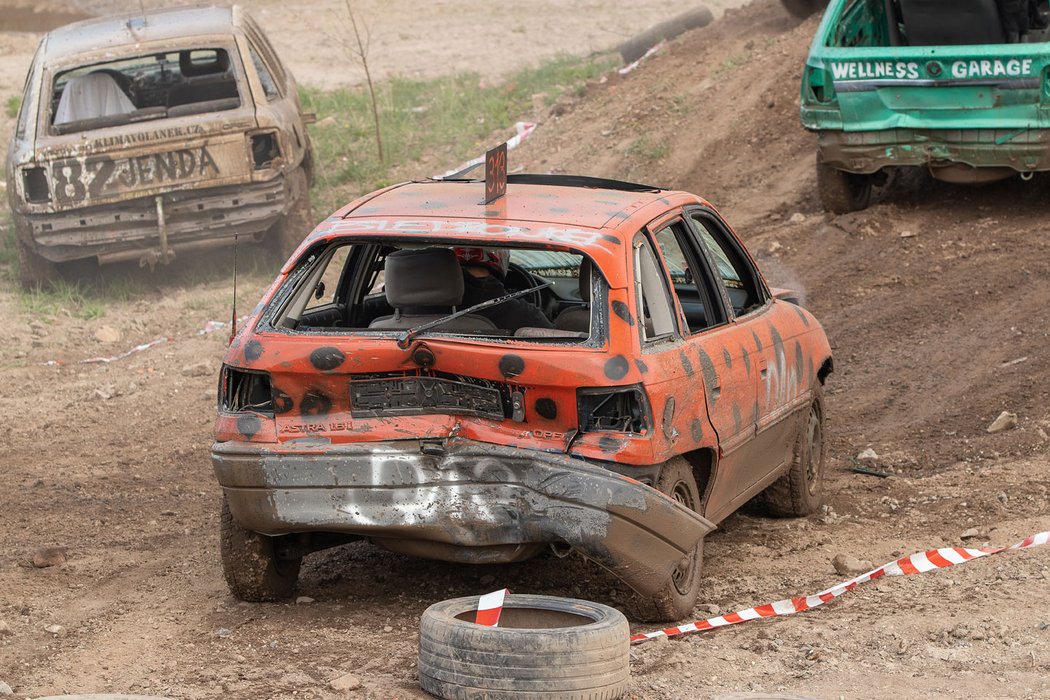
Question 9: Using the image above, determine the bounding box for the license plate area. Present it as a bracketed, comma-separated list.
[350, 375, 506, 419]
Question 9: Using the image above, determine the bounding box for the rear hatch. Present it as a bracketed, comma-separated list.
[803, 3, 1050, 131]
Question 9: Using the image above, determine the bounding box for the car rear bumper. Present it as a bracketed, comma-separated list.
[816, 128, 1050, 174]
[16, 174, 291, 263]
[212, 439, 715, 597]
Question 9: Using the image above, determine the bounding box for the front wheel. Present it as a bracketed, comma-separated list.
[754, 384, 826, 517]
[627, 457, 704, 622]
[816, 160, 873, 214]
[219, 495, 301, 601]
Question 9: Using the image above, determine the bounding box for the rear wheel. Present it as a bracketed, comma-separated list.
[219, 495, 301, 601]
[268, 167, 314, 261]
[754, 384, 826, 517]
[15, 236, 58, 290]
[816, 160, 873, 214]
[627, 457, 704, 622]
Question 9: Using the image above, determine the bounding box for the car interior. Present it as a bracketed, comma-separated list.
[273, 241, 601, 342]
[50, 48, 241, 133]
[831, 0, 1050, 47]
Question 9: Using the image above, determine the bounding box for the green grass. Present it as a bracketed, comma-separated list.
[4, 95, 18, 119]
[5, 52, 616, 306]
[627, 135, 669, 162]
[302, 52, 615, 213]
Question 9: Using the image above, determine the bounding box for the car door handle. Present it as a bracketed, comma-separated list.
[758, 359, 768, 378]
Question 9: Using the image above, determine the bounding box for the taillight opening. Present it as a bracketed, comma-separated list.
[220, 366, 274, 414]
[23, 167, 50, 203]
[577, 385, 651, 434]
[250, 132, 280, 169]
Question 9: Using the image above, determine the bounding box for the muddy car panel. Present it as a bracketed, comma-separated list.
[212, 178, 833, 598]
[6, 6, 312, 264]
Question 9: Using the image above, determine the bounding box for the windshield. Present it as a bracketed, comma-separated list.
[49, 47, 240, 134]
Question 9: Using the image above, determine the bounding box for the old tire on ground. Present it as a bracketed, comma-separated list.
[816, 160, 873, 214]
[269, 167, 315, 261]
[418, 594, 629, 700]
[15, 235, 59, 290]
[219, 495, 301, 601]
[626, 457, 704, 623]
[754, 384, 826, 517]
[781, 0, 828, 18]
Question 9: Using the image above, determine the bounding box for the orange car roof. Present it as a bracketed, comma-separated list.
[340, 180, 673, 231]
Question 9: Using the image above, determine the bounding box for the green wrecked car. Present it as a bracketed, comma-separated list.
[800, 0, 1050, 212]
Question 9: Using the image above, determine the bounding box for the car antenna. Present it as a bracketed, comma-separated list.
[229, 234, 238, 345]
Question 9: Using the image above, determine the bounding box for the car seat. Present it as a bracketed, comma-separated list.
[553, 259, 592, 332]
[168, 51, 238, 107]
[369, 248, 499, 332]
[54, 71, 136, 124]
[898, 0, 1006, 44]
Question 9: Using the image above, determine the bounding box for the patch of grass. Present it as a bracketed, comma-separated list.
[19, 279, 106, 320]
[627, 135, 669, 162]
[713, 51, 753, 79]
[4, 95, 19, 119]
[302, 52, 616, 213]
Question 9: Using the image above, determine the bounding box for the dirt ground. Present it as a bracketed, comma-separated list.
[2, 1, 1050, 699]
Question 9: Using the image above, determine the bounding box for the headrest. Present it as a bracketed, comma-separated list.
[578, 258, 593, 303]
[384, 248, 464, 308]
[180, 50, 230, 77]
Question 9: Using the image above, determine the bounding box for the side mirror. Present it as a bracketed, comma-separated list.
[314, 281, 326, 300]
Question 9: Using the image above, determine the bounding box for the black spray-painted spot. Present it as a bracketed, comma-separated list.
[244, 340, 263, 361]
[484, 209, 502, 217]
[272, 388, 294, 414]
[611, 300, 635, 326]
[698, 349, 719, 404]
[549, 206, 571, 214]
[690, 418, 703, 442]
[722, 348, 733, 369]
[419, 200, 447, 210]
[598, 435, 623, 453]
[300, 391, 332, 416]
[237, 413, 262, 440]
[808, 354, 816, 385]
[795, 340, 805, 384]
[310, 347, 345, 371]
[662, 397, 676, 439]
[595, 199, 621, 206]
[752, 399, 760, 422]
[635, 359, 649, 374]
[604, 355, 630, 381]
[658, 197, 672, 206]
[742, 346, 752, 375]
[499, 354, 525, 379]
[751, 330, 764, 353]
[535, 398, 558, 420]
[732, 404, 742, 434]
[600, 233, 622, 245]
[679, 351, 694, 377]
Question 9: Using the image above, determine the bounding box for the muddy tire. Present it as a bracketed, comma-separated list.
[626, 457, 704, 623]
[15, 235, 59, 290]
[754, 384, 826, 517]
[219, 495, 301, 601]
[418, 594, 629, 700]
[817, 160, 873, 214]
[269, 167, 314, 261]
[781, 0, 827, 18]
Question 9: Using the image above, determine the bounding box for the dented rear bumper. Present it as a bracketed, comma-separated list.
[212, 439, 715, 597]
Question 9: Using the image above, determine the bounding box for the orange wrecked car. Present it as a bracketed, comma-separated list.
[212, 174, 833, 622]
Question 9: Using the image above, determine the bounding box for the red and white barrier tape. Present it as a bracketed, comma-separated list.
[630, 530, 1050, 644]
[475, 588, 508, 627]
[438, 122, 537, 179]
[618, 41, 665, 75]
[39, 320, 227, 368]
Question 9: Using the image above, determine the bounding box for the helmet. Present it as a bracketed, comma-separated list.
[452, 246, 510, 277]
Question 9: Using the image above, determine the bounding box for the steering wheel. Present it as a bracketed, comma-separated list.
[504, 262, 545, 310]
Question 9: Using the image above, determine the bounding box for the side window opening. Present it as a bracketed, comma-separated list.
[651, 221, 727, 334]
[633, 235, 677, 342]
[49, 47, 241, 134]
[274, 241, 602, 345]
[248, 44, 280, 100]
[687, 213, 766, 318]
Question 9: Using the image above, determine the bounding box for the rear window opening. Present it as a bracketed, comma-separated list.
[830, 0, 1050, 48]
[50, 47, 241, 134]
[271, 240, 606, 344]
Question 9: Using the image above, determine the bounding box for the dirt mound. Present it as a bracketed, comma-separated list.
[0, 3, 90, 32]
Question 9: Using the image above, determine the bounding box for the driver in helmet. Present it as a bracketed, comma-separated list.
[454, 247, 553, 332]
